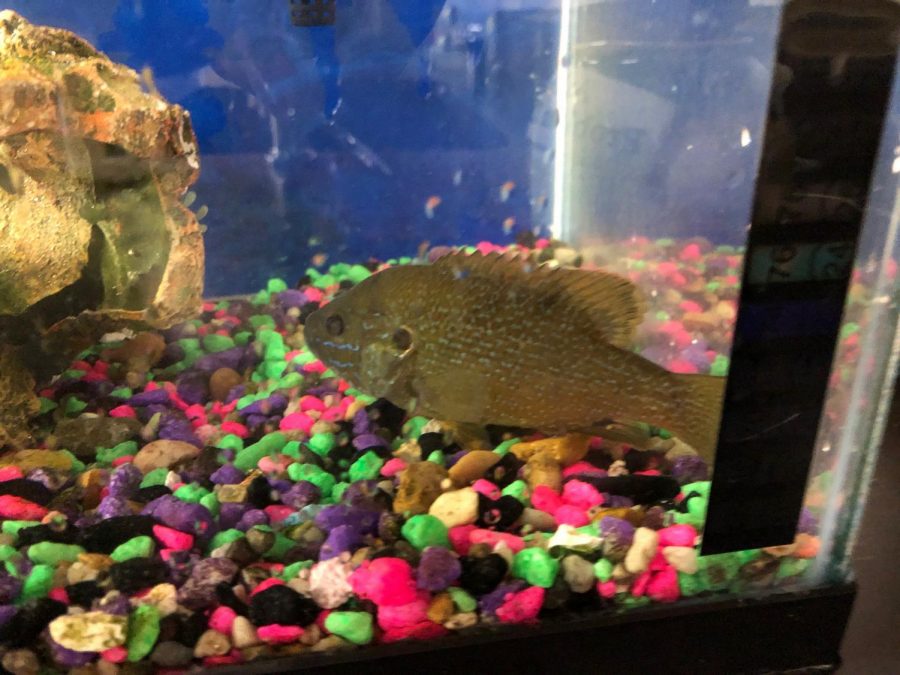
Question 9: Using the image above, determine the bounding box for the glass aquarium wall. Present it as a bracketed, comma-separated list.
[0, 0, 897, 672]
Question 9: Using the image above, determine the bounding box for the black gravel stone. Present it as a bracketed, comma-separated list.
[79, 515, 158, 553]
[16, 523, 79, 547]
[459, 554, 508, 596]
[109, 558, 169, 594]
[484, 452, 524, 488]
[246, 475, 274, 509]
[214, 582, 248, 615]
[476, 494, 525, 531]
[366, 398, 406, 436]
[249, 585, 319, 627]
[0, 598, 66, 648]
[132, 485, 172, 503]
[65, 580, 106, 607]
[173, 611, 208, 648]
[0, 479, 54, 505]
[417, 432, 445, 455]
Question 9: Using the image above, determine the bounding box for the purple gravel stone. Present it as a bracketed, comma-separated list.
[142, 495, 215, 540]
[479, 580, 526, 616]
[0, 605, 16, 629]
[177, 558, 239, 610]
[671, 455, 709, 485]
[75, 512, 102, 528]
[445, 449, 468, 469]
[797, 507, 819, 535]
[218, 502, 249, 530]
[224, 385, 247, 404]
[416, 547, 461, 591]
[158, 342, 186, 368]
[352, 433, 388, 451]
[165, 550, 198, 586]
[48, 635, 96, 667]
[314, 504, 380, 535]
[140, 403, 169, 421]
[23, 468, 57, 490]
[162, 323, 197, 341]
[195, 346, 245, 373]
[280, 481, 321, 509]
[244, 414, 268, 429]
[94, 593, 131, 616]
[129, 389, 171, 406]
[428, 246, 454, 263]
[352, 409, 372, 436]
[175, 370, 209, 405]
[605, 495, 634, 509]
[340, 480, 383, 509]
[269, 478, 292, 494]
[236, 509, 269, 531]
[97, 495, 132, 519]
[108, 463, 142, 499]
[0, 572, 22, 604]
[319, 524, 362, 561]
[218, 448, 236, 463]
[158, 413, 202, 447]
[210, 463, 245, 485]
[241, 394, 288, 417]
[276, 289, 308, 309]
[600, 516, 635, 547]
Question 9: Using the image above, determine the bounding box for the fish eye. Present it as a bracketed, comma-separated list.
[392, 327, 413, 351]
[325, 314, 344, 336]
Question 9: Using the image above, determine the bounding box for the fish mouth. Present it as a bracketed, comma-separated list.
[303, 308, 358, 373]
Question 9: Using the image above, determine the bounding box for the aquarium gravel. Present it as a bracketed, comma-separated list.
[0, 239, 827, 672]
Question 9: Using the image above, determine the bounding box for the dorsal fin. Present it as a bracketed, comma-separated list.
[432, 250, 647, 348]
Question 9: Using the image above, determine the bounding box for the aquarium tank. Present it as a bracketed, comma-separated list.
[0, 0, 897, 672]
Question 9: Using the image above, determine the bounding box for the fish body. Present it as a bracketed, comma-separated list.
[499, 181, 516, 202]
[304, 251, 724, 459]
[424, 195, 442, 219]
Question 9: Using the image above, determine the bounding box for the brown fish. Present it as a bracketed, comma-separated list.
[304, 251, 725, 460]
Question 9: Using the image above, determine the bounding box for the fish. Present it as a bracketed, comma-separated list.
[424, 195, 442, 219]
[499, 181, 516, 202]
[311, 252, 328, 267]
[453, 169, 463, 186]
[502, 217, 516, 235]
[304, 251, 726, 461]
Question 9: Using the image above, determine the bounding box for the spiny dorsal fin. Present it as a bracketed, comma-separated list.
[432, 250, 647, 348]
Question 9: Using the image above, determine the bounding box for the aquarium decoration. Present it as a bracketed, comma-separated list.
[0, 11, 204, 447]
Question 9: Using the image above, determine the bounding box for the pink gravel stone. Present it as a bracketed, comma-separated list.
[304, 287, 324, 303]
[111, 455, 135, 468]
[219, 420, 247, 437]
[349, 557, 418, 607]
[631, 570, 652, 596]
[496, 586, 544, 624]
[561, 480, 604, 509]
[153, 524, 195, 551]
[264, 505, 295, 525]
[258, 456, 292, 474]
[380, 458, 407, 478]
[209, 606, 237, 634]
[377, 591, 430, 630]
[668, 359, 698, 374]
[646, 566, 680, 603]
[303, 361, 327, 375]
[279, 412, 314, 434]
[635, 469, 662, 476]
[658, 524, 697, 548]
[562, 461, 605, 478]
[680, 243, 703, 262]
[109, 405, 136, 418]
[530, 485, 563, 515]
[101, 646, 128, 663]
[597, 580, 617, 598]
[204, 652, 243, 666]
[0, 495, 47, 520]
[554, 504, 590, 527]
[299, 395, 326, 412]
[250, 578, 285, 597]
[48, 588, 68, 604]
[258, 624, 304, 644]
[471, 479, 501, 500]
[448, 525, 478, 556]
[381, 622, 448, 643]
[0, 467, 24, 482]
[468, 529, 525, 553]
[320, 407, 344, 422]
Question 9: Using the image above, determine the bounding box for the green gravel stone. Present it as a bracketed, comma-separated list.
[292, 349, 317, 366]
[355, 393, 376, 405]
[110, 536, 154, 562]
[710, 354, 730, 377]
[324, 611, 373, 645]
[202, 333, 235, 353]
[267, 278, 289, 293]
[673, 480, 710, 528]
[320, 368, 337, 379]
[621, 595, 652, 609]
[200, 493, 220, 517]
[678, 571, 703, 597]
[97, 440, 138, 465]
[401, 515, 450, 550]
[308, 433, 336, 457]
[174, 483, 210, 503]
[313, 274, 337, 289]
[426, 450, 445, 465]
[2, 520, 39, 538]
[493, 438, 520, 455]
[236, 394, 260, 410]
[348, 451, 384, 482]
[281, 561, 313, 581]
[776, 557, 810, 580]
[331, 482, 349, 502]
[281, 441, 302, 459]
[21, 563, 54, 600]
[140, 468, 170, 488]
[252, 290, 270, 305]
[346, 265, 372, 284]
[0, 545, 18, 562]
[697, 552, 741, 592]
[177, 337, 201, 353]
[250, 314, 276, 329]
[38, 397, 57, 414]
[28, 542, 85, 565]
[233, 330, 253, 346]
[277, 372, 303, 389]
[840, 322, 860, 339]
[448, 587, 477, 612]
[64, 397, 87, 416]
[512, 547, 559, 588]
[234, 432, 287, 471]
[288, 464, 336, 497]
[215, 434, 244, 452]
[59, 449, 85, 473]
[263, 533, 295, 561]
[402, 416, 428, 439]
[209, 529, 244, 552]
[500, 480, 529, 504]
[593, 558, 614, 582]
[110, 387, 133, 399]
[262, 360, 287, 379]
[64, 369, 86, 380]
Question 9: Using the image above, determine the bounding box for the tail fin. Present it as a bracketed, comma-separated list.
[668, 374, 727, 464]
